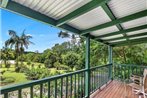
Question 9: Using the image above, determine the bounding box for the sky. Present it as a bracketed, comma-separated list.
[0, 9, 69, 53]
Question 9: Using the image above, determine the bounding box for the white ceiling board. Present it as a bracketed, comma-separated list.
[129, 35, 147, 40]
[121, 17, 147, 29]
[109, 39, 126, 43]
[101, 34, 123, 40]
[12, 0, 92, 20]
[67, 7, 111, 30]
[108, 0, 147, 18]
[127, 29, 147, 35]
[90, 26, 119, 36]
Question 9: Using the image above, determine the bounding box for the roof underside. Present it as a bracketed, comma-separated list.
[1, 0, 147, 47]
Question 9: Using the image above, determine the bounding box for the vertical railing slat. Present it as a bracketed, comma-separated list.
[30, 86, 33, 98]
[66, 76, 68, 98]
[18, 89, 21, 98]
[4, 93, 8, 98]
[40, 84, 43, 98]
[74, 74, 76, 98]
[78, 74, 80, 97]
[54, 79, 57, 98]
[48, 81, 50, 98]
[70, 75, 72, 98]
[61, 78, 63, 98]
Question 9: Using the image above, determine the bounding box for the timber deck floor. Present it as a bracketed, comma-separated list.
[91, 80, 142, 98]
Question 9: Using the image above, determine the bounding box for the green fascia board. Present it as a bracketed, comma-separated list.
[4, 1, 81, 34]
[56, 0, 110, 26]
[104, 32, 147, 42]
[111, 37, 147, 47]
[0, 0, 9, 8]
[94, 24, 147, 39]
[81, 10, 147, 35]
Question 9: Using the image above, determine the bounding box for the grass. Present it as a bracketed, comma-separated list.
[2, 71, 29, 87]
[1, 61, 69, 87]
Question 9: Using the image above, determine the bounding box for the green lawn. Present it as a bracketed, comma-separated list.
[2, 71, 29, 87]
[1, 62, 68, 87]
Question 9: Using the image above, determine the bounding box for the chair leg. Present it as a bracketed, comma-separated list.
[143, 94, 146, 98]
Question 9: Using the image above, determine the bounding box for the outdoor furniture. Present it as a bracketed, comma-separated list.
[128, 69, 147, 98]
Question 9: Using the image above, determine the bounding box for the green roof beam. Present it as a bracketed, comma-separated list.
[4, 1, 81, 34]
[101, 4, 123, 30]
[111, 37, 147, 47]
[113, 40, 147, 47]
[81, 10, 147, 35]
[94, 24, 147, 39]
[101, 4, 129, 41]
[56, 0, 110, 26]
[104, 32, 147, 42]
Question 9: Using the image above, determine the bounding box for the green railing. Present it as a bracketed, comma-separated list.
[0, 64, 112, 98]
[90, 65, 110, 94]
[113, 64, 147, 80]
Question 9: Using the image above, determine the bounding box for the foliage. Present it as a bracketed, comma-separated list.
[1, 77, 15, 85]
[25, 68, 51, 80]
[62, 52, 80, 69]
[5, 30, 33, 69]
[5, 62, 11, 71]
[3, 71, 28, 84]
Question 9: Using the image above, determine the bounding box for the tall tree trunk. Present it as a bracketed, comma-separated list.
[15, 44, 19, 68]
[20, 44, 23, 66]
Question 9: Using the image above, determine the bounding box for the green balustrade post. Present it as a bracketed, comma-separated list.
[108, 46, 113, 80]
[85, 35, 90, 98]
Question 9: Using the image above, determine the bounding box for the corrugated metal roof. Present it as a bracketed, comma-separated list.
[121, 17, 147, 29]
[67, 7, 111, 30]
[108, 0, 147, 18]
[4, 0, 147, 46]
[109, 39, 126, 43]
[127, 29, 147, 35]
[130, 35, 147, 40]
[101, 34, 123, 40]
[90, 26, 119, 36]
[13, 0, 92, 20]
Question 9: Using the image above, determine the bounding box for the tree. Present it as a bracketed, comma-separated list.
[58, 31, 81, 49]
[62, 52, 80, 70]
[58, 31, 70, 38]
[5, 30, 33, 71]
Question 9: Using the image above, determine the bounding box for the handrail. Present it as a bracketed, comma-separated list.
[0, 64, 112, 98]
[116, 64, 147, 67]
[1, 69, 87, 94]
[90, 64, 111, 70]
[113, 64, 147, 80]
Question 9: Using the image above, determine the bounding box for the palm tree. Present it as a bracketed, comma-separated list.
[58, 31, 81, 48]
[19, 30, 34, 65]
[5, 30, 33, 70]
[58, 31, 70, 38]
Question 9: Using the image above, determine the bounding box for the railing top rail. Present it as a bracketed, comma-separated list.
[90, 64, 112, 70]
[114, 64, 147, 68]
[1, 69, 86, 94]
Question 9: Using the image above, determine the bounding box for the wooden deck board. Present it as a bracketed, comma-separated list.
[91, 81, 140, 98]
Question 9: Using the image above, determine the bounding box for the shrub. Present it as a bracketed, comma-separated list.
[26, 68, 50, 80]
[1, 77, 15, 85]
[5, 63, 11, 71]
[19, 66, 29, 73]
[44, 59, 53, 68]
[57, 64, 70, 70]
[27, 61, 31, 66]
[15, 66, 21, 72]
